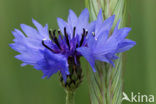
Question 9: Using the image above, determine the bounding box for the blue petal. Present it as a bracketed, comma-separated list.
[12, 29, 25, 39]
[32, 19, 49, 39]
[95, 35, 118, 55]
[76, 8, 89, 38]
[95, 9, 103, 30]
[97, 9, 103, 23]
[102, 15, 115, 30]
[96, 31, 109, 45]
[94, 55, 109, 63]
[57, 18, 67, 35]
[20, 24, 39, 39]
[57, 18, 71, 37]
[87, 35, 96, 47]
[117, 39, 136, 53]
[78, 8, 89, 26]
[10, 43, 26, 53]
[77, 47, 96, 72]
[67, 10, 78, 38]
[95, 15, 115, 39]
[115, 27, 131, 42]
[32, 18, 43, 34]
[14, 48, 44, 66]
[114, 20, 120, 32]
[35, 49, 69, 81]
[68, 9, 78, 28]
[87, 21, 96, 35]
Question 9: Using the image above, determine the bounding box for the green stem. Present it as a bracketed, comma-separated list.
[66, 90, 75, 104]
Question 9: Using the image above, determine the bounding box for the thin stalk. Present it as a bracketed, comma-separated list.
[66, 90, 75, 104]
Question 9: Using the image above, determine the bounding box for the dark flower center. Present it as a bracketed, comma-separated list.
[42, 27, 88, 86]
[42, 27, 88, 56]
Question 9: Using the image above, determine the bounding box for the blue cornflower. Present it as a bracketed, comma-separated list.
[77, 9, 136, 71]
[10, 8, 135, 83]
[10, 8, 90, 82]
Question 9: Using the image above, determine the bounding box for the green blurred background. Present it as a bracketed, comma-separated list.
[0, 0, 155, 104]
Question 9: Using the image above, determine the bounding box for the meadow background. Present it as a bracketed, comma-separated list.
[0, 0, 156, 104]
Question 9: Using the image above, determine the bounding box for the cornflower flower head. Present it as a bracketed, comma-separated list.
[77, 9, 136, 71]
[10, 9, 135, 90]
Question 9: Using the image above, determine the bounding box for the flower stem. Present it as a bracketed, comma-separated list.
[66, 90, 75, 104]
